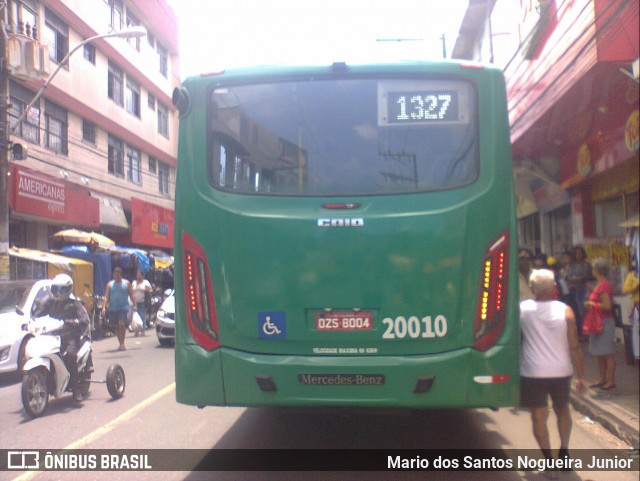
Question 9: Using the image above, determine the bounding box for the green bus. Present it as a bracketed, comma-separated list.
[172, 61, 519, 409]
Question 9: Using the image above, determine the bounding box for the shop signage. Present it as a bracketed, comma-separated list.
[131, 197, 174, 248]
[9, 166, 100, 227]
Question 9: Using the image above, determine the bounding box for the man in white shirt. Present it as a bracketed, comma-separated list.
[520, 269, 586, 472]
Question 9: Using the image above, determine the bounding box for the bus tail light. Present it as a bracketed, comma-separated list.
[473, 231, 509, 351]
[182, 232, 220, 350]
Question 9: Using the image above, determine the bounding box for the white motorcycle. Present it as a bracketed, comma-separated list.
[21, 316, 125, 418]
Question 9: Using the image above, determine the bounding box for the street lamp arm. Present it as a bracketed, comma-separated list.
[8, 27, 146, 135]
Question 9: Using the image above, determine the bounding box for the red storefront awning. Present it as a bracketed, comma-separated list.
[8, 165, 100, 228]
[505, 0, 639, 158]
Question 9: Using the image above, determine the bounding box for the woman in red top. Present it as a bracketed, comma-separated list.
[585, 258, 616, 390]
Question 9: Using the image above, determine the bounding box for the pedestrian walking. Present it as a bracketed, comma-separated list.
[519, 269, 586, 476]
[132, 270, 152, 336]
[567, 245, 592, 338]
[101, 267, 136, 351]
[585, 258, 616, 390]
[519, 248, 534, 301]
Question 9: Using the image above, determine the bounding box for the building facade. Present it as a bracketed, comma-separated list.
[3, 0, 179, 252]
[454, 0, 638, 282]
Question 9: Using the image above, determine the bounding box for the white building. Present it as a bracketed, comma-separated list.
[4, 0, 179, 252]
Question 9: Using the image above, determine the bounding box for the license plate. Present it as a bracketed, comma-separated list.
[315, 311, 373, 331]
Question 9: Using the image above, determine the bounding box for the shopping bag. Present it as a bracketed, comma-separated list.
[131, 311, 143, 332]
[582, 304, 603, 335]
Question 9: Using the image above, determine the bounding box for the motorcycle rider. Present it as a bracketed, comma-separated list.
[33, 274, 90, 401]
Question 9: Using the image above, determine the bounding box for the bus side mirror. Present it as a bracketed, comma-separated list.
[172, 87, 190, 116]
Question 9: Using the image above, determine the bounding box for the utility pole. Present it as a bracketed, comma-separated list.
[0, 6, 10, 281]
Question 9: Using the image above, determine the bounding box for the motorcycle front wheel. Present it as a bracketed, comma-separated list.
[78, 354, 93, 399]
[22, 368, 49, 417]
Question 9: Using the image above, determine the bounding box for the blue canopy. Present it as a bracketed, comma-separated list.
[112, 246, 150, 274]
[61, 250, 112, 296]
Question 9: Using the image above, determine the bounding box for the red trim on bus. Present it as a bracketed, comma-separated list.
[182, 232, 220, 350]
[473, 231, 509, 351]
[459, 62, 485, 70]
[322, 203, 361, 210]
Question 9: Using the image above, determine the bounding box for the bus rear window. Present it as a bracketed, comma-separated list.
[208, 78, 477, 195]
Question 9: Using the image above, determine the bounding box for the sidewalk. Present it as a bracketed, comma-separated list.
[570, 338, 639, 449]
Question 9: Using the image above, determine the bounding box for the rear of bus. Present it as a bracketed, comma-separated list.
[173, 62, 519, 409]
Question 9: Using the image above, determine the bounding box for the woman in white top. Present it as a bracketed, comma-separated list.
[132, 270, 152, 336]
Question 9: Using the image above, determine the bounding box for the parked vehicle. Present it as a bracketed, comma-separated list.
[9, 248, 94, 313]
[91, 294, 106, 339]
[0, 280, 52, 375]
[21, 316, 125, 417]
[147, 285, 164, 328]
[155, 290, 175, 346]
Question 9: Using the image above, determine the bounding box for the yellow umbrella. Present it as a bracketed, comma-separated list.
[51, 229, 115, 247]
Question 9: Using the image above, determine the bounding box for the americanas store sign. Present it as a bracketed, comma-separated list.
[10, 166, 100, 227]
[17, 170, 66, 216]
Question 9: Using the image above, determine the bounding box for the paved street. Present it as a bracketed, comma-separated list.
[0, 329, 637, 481]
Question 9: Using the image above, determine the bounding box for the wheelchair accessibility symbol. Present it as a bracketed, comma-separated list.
[258, 311, 286, 339]
[263, 316, 281, 335]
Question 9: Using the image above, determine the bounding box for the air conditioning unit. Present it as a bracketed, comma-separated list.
[25, 40, 40, 73]
[7, 36, 25, 71]
[6, 34, 49, 80]
[39, 44, 51, 76]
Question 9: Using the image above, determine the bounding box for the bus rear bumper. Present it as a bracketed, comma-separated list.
[176, 344, 519, 409]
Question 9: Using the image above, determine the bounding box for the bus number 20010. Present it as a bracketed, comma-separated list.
[382, 315, 448, 339]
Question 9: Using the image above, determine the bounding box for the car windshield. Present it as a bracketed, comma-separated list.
[0, 284, 31, 314]
[208, 77, 478, 196]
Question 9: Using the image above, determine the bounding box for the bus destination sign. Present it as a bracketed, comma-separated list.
[387, 90, 460, 124]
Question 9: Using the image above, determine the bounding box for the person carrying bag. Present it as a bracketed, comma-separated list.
[582, 303, 603, 336]
[584, 258, 616, 391]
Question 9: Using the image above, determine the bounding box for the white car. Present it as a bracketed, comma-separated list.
[0, 279, 53, 375]
[155, 290, 175, 346]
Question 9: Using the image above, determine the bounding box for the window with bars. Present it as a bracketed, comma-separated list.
[44, 8, 68, 64]
[8, 0, 37, 37]
[108, 135, 125, 177]
[44, 100, 68, 154]
[108, 61, 124, 106]
[157, 42, 168, 78]
[125, 77, 141, 118]
[9, 80, 39, 144]
[106, 0, 123, 30]
[158, 161, 170, 196]
[157, 102, 169, 138]
[125, 13, 142, 51]
[83, 120, 96, 144]
[127, 146, 142, 184]
[84, 43, 96, 64]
